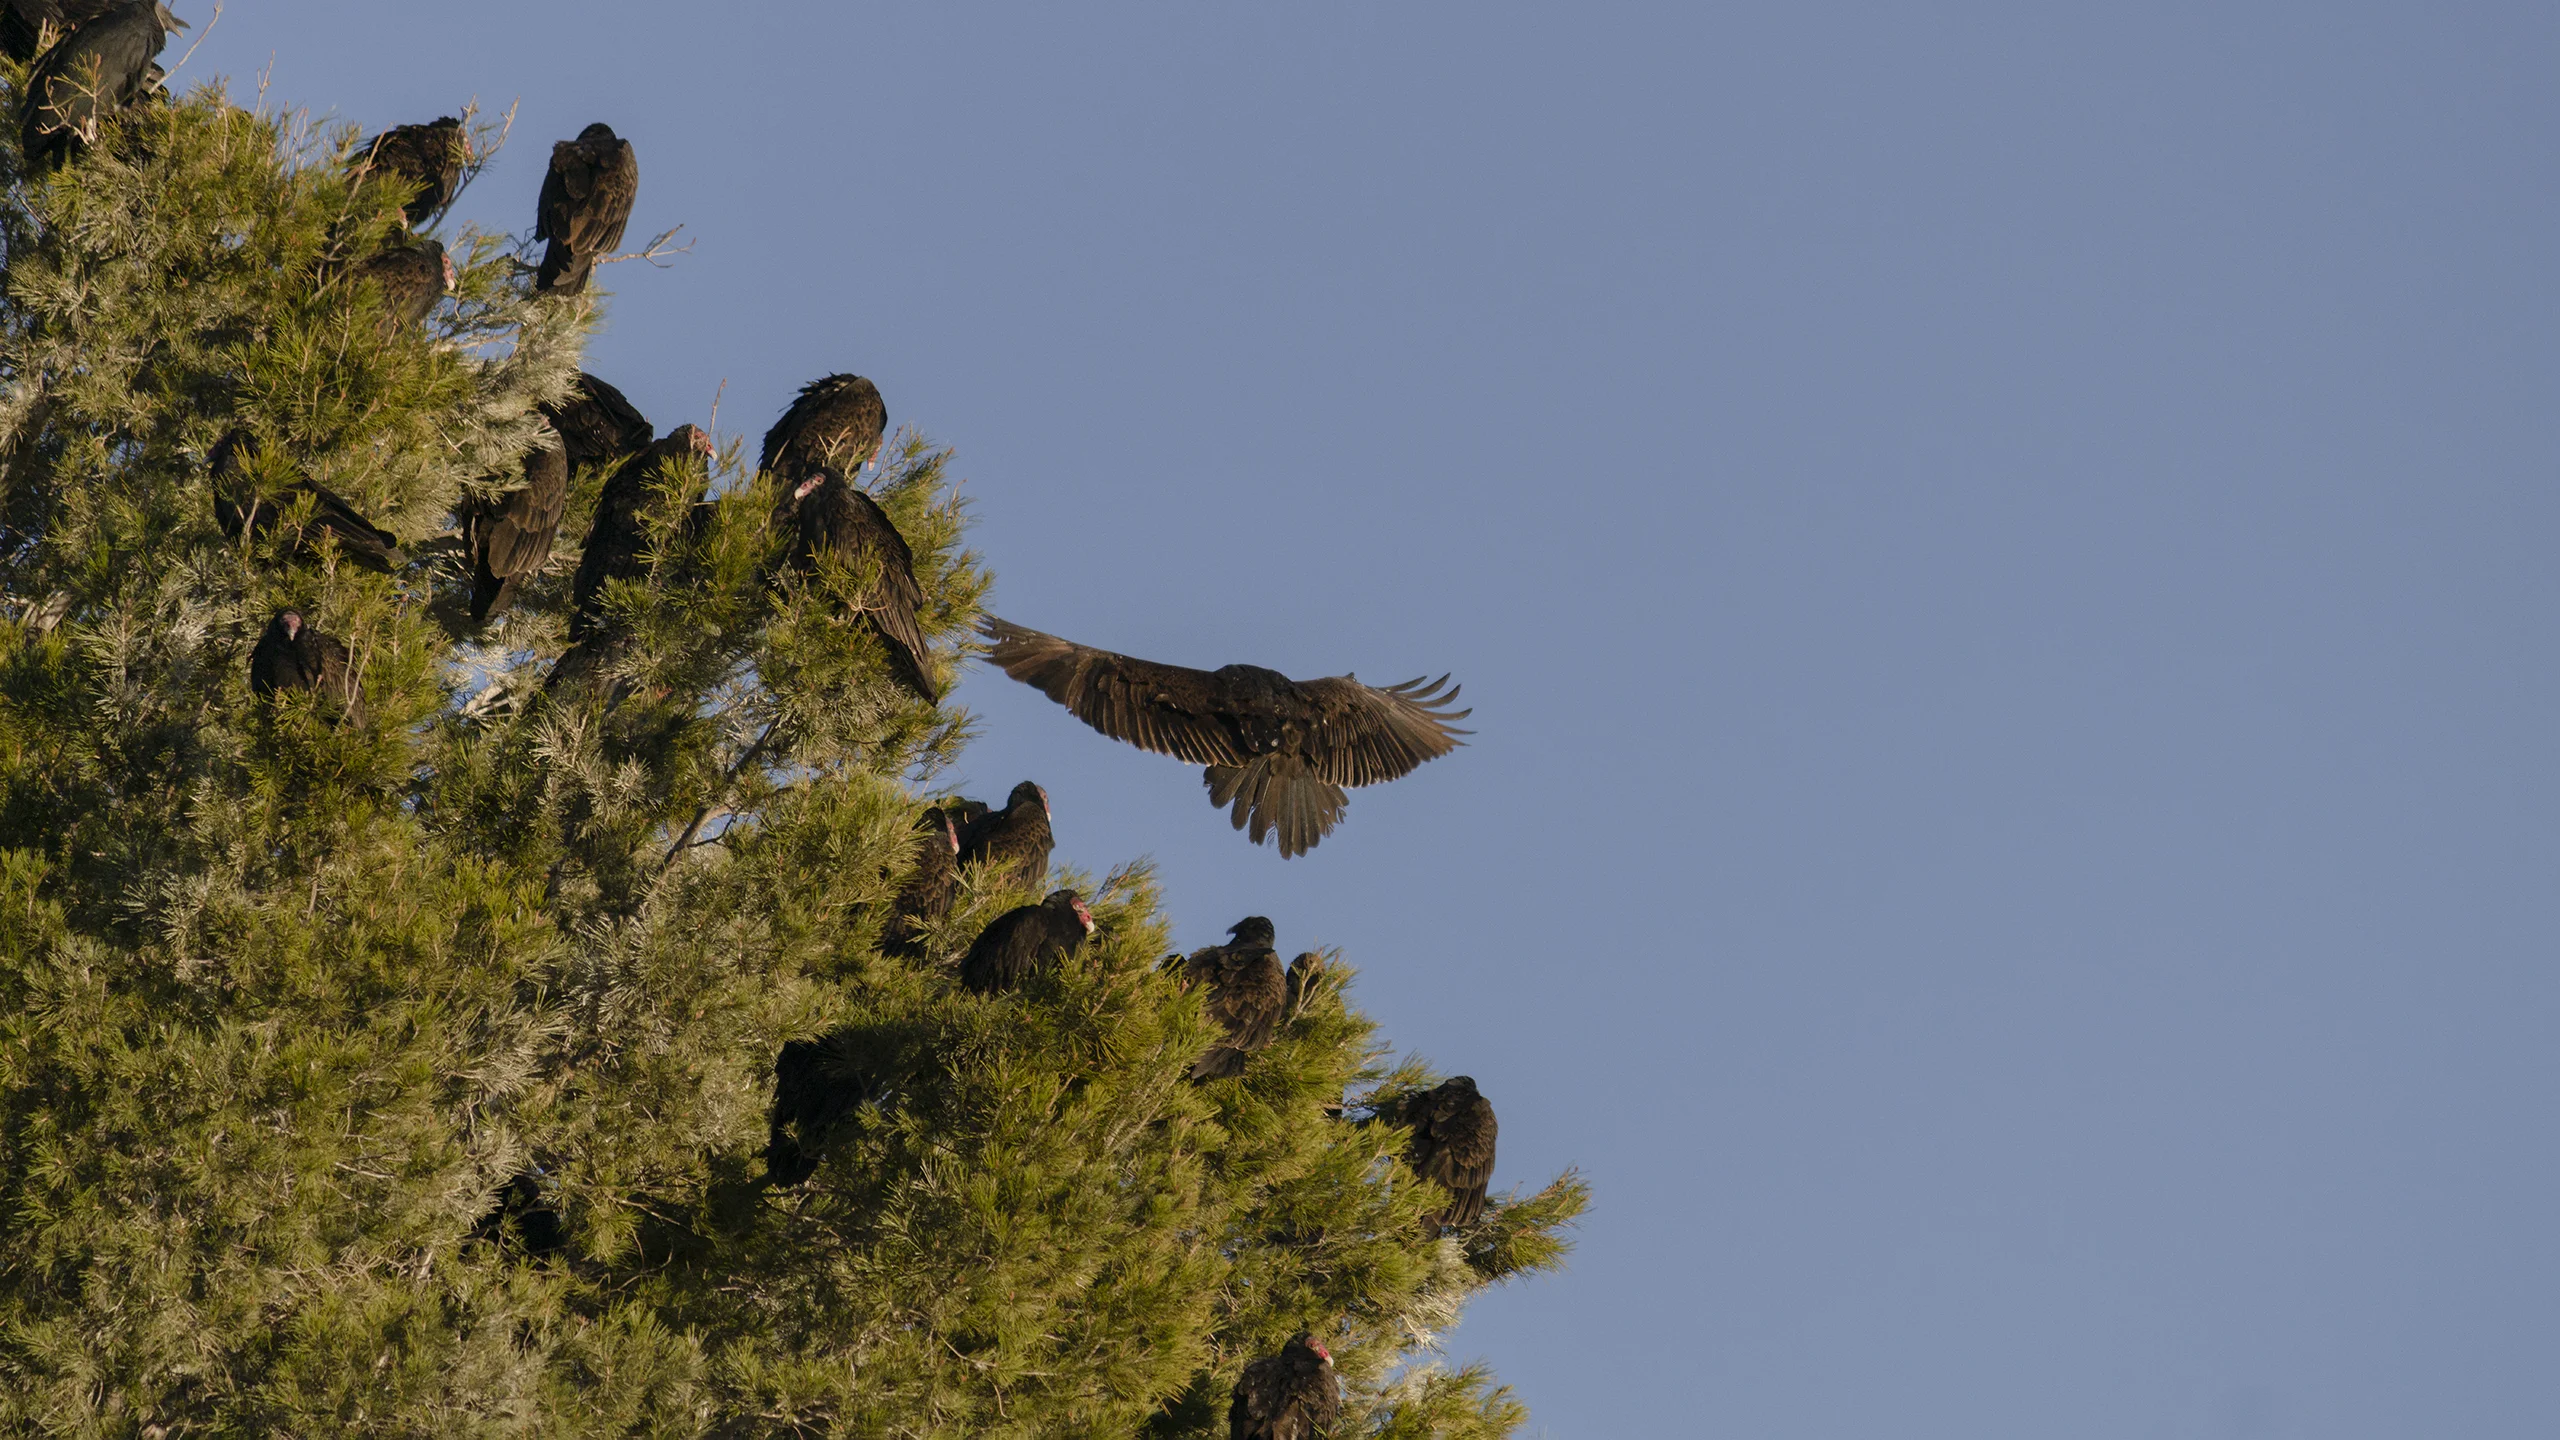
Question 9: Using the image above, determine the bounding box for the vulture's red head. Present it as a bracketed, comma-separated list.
[940, 813, 960, 852]
[278, 611, 303, 639]
[793, 469, 835, 502]
[439, 252, 456, 291]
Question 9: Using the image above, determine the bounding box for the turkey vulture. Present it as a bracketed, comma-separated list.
[979, 618, 1470, 858]
[534, 122, 637, 295]
[249, 610, 362, 725]
[956, 780, 1050, 891]
[766, 1034, 880, 1186]
[17, 0, 179, 169]
[1402, 1076, 1497, 1235]
[777, 468, 934, 699]
[881, 807, 961, 957]
[462, 422, 570, 627]
[354, 116, 467, 228]
[1184, 917, 1288, 1081]
[354, 240, 452, 331]
[960, 889, 1092, 993]
[211, 430, 405, 572]
[1229, 1334, 1340, 1440]
[760, 374, 887, 485]
[542, 372, 653, 473]
[0, 0, 116, 61]
[563, 424, 711, 644]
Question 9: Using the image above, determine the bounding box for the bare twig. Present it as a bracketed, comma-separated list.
[659, 715, 782, 871]
[167, 0, 222, 76]
[598, 224, 692, 270]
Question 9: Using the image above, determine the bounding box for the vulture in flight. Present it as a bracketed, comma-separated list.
[980, 618, 1469, 858]
[1229, 1334, 1340, 1440]
[249, 610, 361, 725]
[19, 0, 181, 169]
[211, 430, 405, 572]
[1402, 1076, 1498, 1236]
[461, 421, 570, 627]
[1183, 916, 1288, 1081]
[881, 807, 962, 957]
[354, 115, 468, 228]
[960, 889, 1092, 994]
[776, 467, 934, 699]
[354, 239, 452, 332]
[542, 372, 653, 474]
[761, 374, 888, 485]
[956, 780, 1051, 891]
[534, 122, 637, 295]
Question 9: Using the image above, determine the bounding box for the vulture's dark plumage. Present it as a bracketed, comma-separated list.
[1283, 951, 1327, 1025]
[355, 115, 467, 227]
[355, 240, 452, 331]
[533, 122, 637, 295]
[760, 374, 888, 485]
[1229, 1334, 1340, 1440]
[249, 610, 362, 725]
[0, 0, 116, 61]
[542, 372, 654, 473]
[462, 423, 570, 627]
[17, 0, 178, 168]
[956, 780, 1051, 891]
[1403, 1075, 1498, 1235]
[881, 807, 961, 957]
[960, 889, 1092, 994]
[766, 1035, 880, 1187]
[563, 424, 710, 644]
[471, 1172, 567, 1256]
[211, 430, 405, 572]
[1185, 916, 1288, 1081]
[980, 618, 1469, 858]
[777, 468, 934, 699]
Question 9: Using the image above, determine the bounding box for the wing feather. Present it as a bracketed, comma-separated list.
[980, 618, 1244, 766]
[1296, 673, 1471, 787]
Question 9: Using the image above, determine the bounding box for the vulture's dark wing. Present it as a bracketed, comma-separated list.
[1409, 1084, 1498, 1230]
[761, 374, 888, 481]
[356, 117, 465, 226]
[544, 373, 653, 472]
[356, 241, 448, 330]
[1290, 673, 1471, 788]
[799, 482, 932, 698]
[466, 430, 570, 626]
[534, 128, 637, 293]
[979, 618, 1246, 767]
[21, 1, 167, 166]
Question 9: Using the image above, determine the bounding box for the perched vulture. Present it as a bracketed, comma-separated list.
[17, 0, 179, 169]
[1229, 1334, 1340, 1440]
[760, 374, 888, 485]
[956, 780, 1051, 891]
[462, 422, 570, 627]
[355, 239, 452, 331]
[248, 610, 362, 725]
[881, 807, 962, 957]
[0, 0, 117, 61]
[211, 430, 405, 572]
[777, 468, 934, 699]
[542, 372, 653, 474]
[1185, 916, 1288, 1081]
[980, 618, 1469, 858]
[959, 889, 1092, 994]
[533, 122, 637, 295]
[563, 424, 710, 644]
[354, 115, 467, 227]
[1403, 1076, 1498, 1235]
[766, 1034, 879, 1186]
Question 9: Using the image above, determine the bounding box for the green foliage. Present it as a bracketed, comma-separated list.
[0, 59, 1581, 1438]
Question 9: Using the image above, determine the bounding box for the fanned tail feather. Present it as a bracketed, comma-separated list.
[1203, 757, 1349, 859]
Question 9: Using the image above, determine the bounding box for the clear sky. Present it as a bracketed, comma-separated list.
[183, 4, 2557, 1433]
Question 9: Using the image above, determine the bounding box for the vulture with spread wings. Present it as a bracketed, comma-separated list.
[979, 618, 1469, 858]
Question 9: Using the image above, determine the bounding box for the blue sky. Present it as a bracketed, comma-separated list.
[187, 4, 2558, 1433]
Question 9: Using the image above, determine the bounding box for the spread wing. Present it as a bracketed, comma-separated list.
[1294, 673, 1470, 788]
[980, 618, 1246, 768]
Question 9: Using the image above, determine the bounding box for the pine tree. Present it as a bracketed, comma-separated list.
[0, 54, 1585, 1438]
